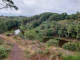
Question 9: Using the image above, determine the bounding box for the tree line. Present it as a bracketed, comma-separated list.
[20, 12, 80, 41]
[0, 16, 22, 33]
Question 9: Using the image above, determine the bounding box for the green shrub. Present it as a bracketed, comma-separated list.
[17, 33, 24, 39]
[0, 46, 10, 58]
[62, 42, 80, 51]
[35, 32, 43, 42]
[14, 36, 17, 39]
[5, 33, 10, 36]
[46, 39, 59, 47]
[10, 29, 14, 33]
[24, 30, 36, 40]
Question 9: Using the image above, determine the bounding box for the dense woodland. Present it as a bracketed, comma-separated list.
[1, 12, 80, 60]
[20, 12, 80, 41]
[0, 12, 80, 41]
[0, 16, 24, 33]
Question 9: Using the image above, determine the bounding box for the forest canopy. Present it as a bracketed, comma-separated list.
[0, 12, 80, 41]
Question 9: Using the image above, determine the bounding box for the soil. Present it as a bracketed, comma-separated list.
[10, 43, 26, 60]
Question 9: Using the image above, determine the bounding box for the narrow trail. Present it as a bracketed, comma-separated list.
[10, 43, 26, 60]
[0, 35, 26, 60]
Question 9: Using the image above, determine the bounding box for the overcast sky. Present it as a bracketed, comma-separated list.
[0, 0, 80, 16]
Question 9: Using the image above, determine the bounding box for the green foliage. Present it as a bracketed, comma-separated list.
[17, 33, 24, 39]
[62, 42, 80, 51]
[5, 32, 10, 36]
[1, 12, 80, 41]
[35, 50, 45, 55]
[58, 30, 62, 38]
[46, 39, 59, 47]
[2, 0, 18, 10]
[10, 29, 14, 33]
[0, 18, 21, 33]
[62, 55, 80, 60]
[35, 31, 43, 42]
[24, 30, 36, 40]
[18, 12, 80, 40]
[0, 46, 11, 58]
[24, 50, 30, 54]
[14, 36, 17, 39]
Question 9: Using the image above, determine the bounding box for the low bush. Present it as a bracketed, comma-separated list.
[14, 36, 17, 39]
[46, 39, 59, 47]
[0, 46, 11, 58]
[5, 33, 10, 36]
[17, 33, 24, 39]
[62, 42, 80, 51]
[10, 29, 14, 34]
[24, 30, 36, 40]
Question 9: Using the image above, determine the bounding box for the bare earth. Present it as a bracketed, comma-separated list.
[10, 43, 26, 60]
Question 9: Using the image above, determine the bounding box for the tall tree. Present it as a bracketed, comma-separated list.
[67, 25, 73, 38]
[75, 24, 80, 40]
[58, 30, 62, 38]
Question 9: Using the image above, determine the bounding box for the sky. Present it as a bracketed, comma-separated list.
[0, 0, 80, 16]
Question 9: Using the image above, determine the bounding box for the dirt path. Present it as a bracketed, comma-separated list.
[10, 43, 26, 60]
[0, 35, 26, 60]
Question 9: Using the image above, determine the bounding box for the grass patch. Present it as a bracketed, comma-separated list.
[62, 55, 80, 60]
[0, 39, 13, 60]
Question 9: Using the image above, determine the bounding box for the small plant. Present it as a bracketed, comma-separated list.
[10, 29, 14, 33]
[5, 33, 10, 36]
[25, 50, 30, 54]
[44, 48, 50, 55]
[14, 36, 17, 39]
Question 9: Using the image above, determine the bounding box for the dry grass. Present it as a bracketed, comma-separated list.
[0, 34, 74, 60]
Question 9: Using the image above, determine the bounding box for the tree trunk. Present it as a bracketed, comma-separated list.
[59, 35, 60, 39]
[76, 32, 78, 42]
[68, 33, 69, 39]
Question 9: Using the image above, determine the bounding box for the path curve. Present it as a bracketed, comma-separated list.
[0, 35, 26, 60]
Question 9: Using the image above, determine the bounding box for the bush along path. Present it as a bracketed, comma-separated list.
[0, 35, 26, 60]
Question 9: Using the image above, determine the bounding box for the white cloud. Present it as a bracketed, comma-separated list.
[0, 0, 80, 16]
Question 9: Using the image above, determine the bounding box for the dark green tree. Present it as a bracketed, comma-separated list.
[0, 0, 18, 10]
